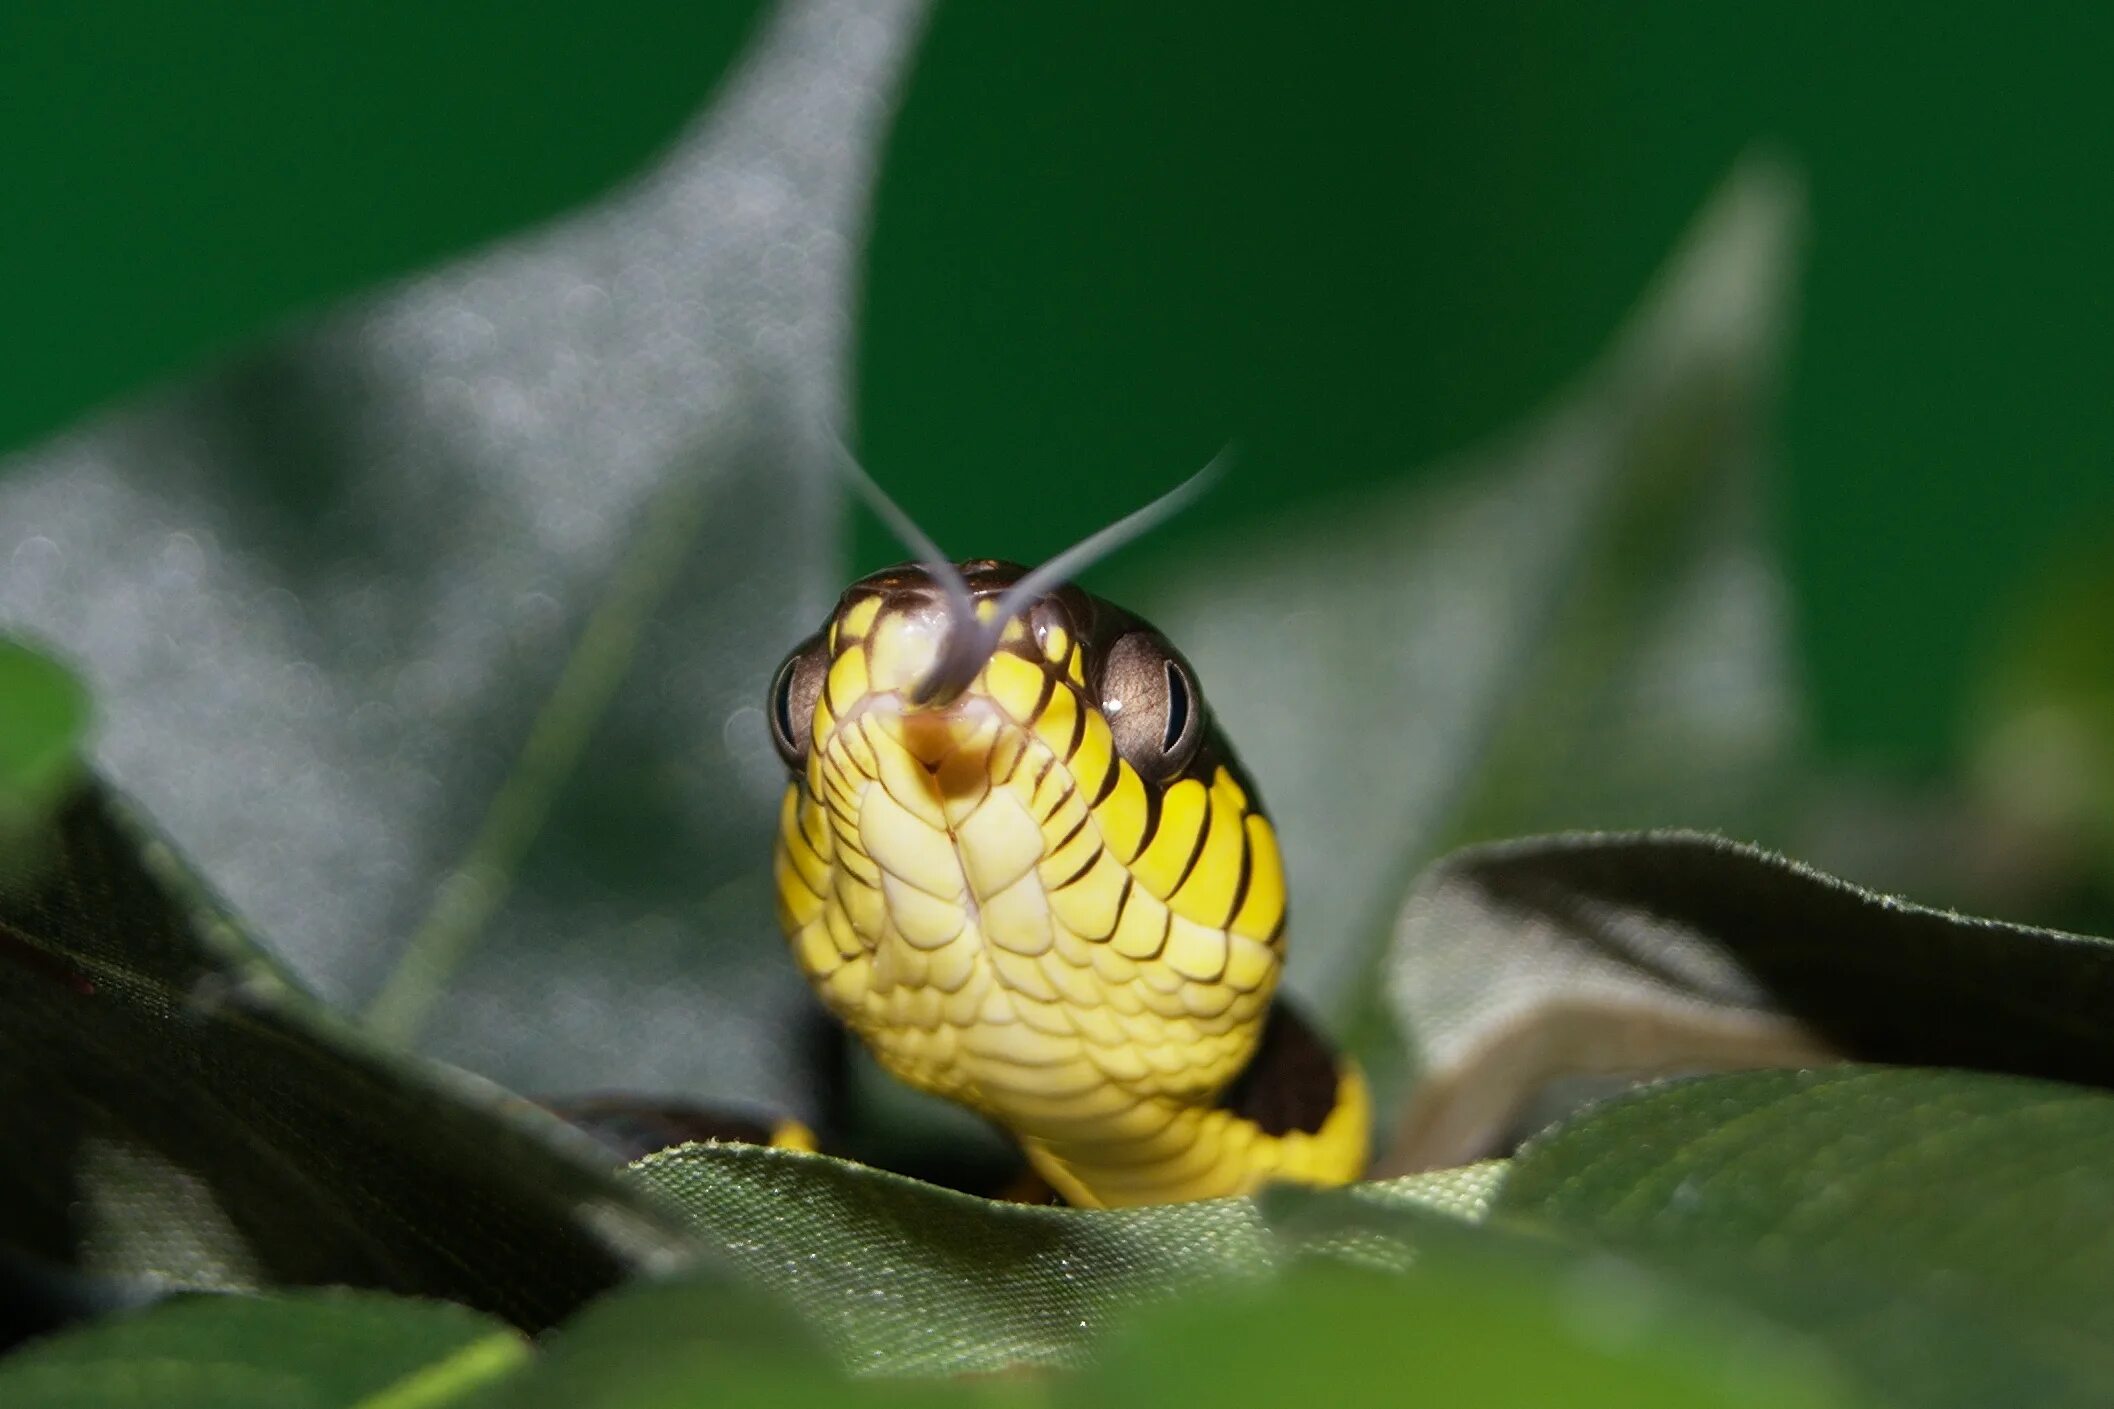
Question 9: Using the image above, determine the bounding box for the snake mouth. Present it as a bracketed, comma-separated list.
[839, 693, 1006, 775]
[819, 684, 1055, 903]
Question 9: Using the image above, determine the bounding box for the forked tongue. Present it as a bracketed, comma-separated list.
[827, 437, 1229, 706]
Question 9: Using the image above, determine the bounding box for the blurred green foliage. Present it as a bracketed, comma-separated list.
[0, 640, 86, 841]
[5, 6, 2112, 773]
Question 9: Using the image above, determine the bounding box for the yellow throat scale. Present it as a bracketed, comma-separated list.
[769, 558, 1369, 1208]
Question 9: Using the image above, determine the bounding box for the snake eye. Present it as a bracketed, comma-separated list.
[1101, 631, 1204, 779]
[768, 635, 827, 769]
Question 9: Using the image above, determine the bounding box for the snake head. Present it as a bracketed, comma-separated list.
[769, 558, 1216, 794]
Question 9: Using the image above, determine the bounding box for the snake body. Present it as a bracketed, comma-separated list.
[770, 559, 1368, 1207]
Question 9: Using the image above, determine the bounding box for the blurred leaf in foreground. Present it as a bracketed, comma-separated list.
[1082, 1253, 1855, 1409]
[498, 1278, 849, 1409]
[0, 1290, 525, 1409]
[0, 0, 928, 1116]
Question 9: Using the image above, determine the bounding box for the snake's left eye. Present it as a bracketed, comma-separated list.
[768, 634, 827, 768]
[1100, 630, 1204, 779]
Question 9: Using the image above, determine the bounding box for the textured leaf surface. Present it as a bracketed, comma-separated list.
[609, 1154, 1850, 1405]
[1497, 1067, 2114, 1408]
[0, 779, 698, 1329]
[622, 1142, 1498, 1376]
[1381, 830, 2114, 1169]
[0, 1289, 526, 1409]
[0, 0, 927, 1115]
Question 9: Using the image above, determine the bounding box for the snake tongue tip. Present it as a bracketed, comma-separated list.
[908, 618, 997, 708]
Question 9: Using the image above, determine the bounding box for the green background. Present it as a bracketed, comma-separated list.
[4, 2, 2109, 773]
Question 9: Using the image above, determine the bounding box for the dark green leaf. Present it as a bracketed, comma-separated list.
[0, 781, 700, 1329]
[0, 1289, 526, 1409]
[1497, 1067, 2114, 1408]
[1379, 831, 2114, 1169]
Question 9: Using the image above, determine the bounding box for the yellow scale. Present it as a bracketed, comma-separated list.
[771, 561, 1369, 1208]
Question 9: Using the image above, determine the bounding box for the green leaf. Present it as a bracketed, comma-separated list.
[0, 780, 699, 1328]
[1115, 157, 1807, 1077]
[0, 638, 88, 862]
[1077, 1253, 1857, 1409]
[0, 0, 927, 1117]
[1496, 1067, 2114, 1408]
[493, 1278, 856, 1409]
[1376, 830, 2114, 1170]
[0, 1289, 527, 1409]
[622, 1141, 1497, 1376]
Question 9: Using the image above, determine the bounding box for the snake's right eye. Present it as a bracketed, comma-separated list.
[768, 636, 827, 768]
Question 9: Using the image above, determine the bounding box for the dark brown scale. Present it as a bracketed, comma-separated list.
[1049, 807, 1095, 857]
[1049, 846, 1106, 894]
[1167, 800, 1216, 898]
[1037, 776, 1077, 824]
[1223, 843, 1255, 932]
[1217, 1003, 1341, 1138]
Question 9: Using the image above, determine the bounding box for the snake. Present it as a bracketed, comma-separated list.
[766, 485, 1370, 1208]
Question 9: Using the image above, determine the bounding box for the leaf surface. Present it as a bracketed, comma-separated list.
[622, 1141, 1497, 1376]
[0, 1289, 526, 1409]
[0, 0, 930, 1115]
[1378, 830, 2114, 1169]
[1496, 1066, 2114, 1408]
[0, 762, 699, 1328]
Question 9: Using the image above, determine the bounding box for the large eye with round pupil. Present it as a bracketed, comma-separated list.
[1101, 631, 1203, 778]
[768, 635, 826, 769]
